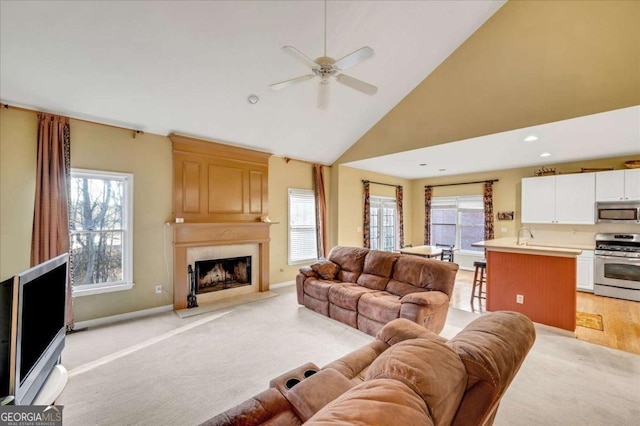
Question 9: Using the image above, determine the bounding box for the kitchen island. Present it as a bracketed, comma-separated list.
[472, 238, 583, 331]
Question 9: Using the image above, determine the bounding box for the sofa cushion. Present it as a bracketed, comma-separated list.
[328, 283, 377, 310]
[390, 256, 457, 296]
[310, 260, 339, 280]
[305, 379, 433, 426]
[385, 280, 429, 297]
[328, 246, 369, 282]
[355, 250, 400, 290]
[322, 340, 390, 384]
[303, 278, 334, 301]
[366, 337, 467, 426]
[358, 292, 401, 323]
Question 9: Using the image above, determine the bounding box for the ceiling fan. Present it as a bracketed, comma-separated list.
[269, 1, 377, 109]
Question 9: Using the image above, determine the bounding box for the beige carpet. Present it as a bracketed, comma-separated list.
[58, 285, 640, 425]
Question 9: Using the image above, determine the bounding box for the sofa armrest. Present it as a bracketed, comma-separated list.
[399, 291, 450, 334]
[401, 290, 449, 307]
[200, 387, 301, 426]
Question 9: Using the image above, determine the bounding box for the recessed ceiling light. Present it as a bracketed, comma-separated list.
[540, 152, 551, 157]
[524, 135, 538, 142]
[247, 94, 259, 104]
[419, 163, 427, 166]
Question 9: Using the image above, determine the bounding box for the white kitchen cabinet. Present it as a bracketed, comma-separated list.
[577, 250, 594, 292]
[596, 169, 640, 201]
[521, 173, 595, 224]
[521, 175, 556, 223]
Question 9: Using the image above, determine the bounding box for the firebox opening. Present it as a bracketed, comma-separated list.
[194, 256, 252, 294]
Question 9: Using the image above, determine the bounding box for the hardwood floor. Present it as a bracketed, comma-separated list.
[451, 270, 640, 355]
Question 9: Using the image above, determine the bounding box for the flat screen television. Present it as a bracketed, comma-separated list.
[0, 253, 68, 405]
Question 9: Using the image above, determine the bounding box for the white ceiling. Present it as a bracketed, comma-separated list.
[0, 0, 505, 165]
[344, 106, 640, 179]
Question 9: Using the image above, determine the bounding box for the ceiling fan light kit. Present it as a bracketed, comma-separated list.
[269, 1, 377, 109]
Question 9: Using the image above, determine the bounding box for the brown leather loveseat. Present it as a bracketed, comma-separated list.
[203, 311, 536, 426]
[296, 246, 458, 336]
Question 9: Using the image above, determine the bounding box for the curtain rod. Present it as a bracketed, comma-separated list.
[1, 102, 145, 138]
[362, 180, 402, 189]
[284, 157, 331, 167]
[425, 179, 498, 189]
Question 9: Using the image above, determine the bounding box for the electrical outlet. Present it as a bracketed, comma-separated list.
[501, 227, 507, 233]
[155, 285, 162, 294]
[516, 294, 524, 304]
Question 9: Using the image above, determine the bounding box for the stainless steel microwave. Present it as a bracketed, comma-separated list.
[596, 201, 640, 223]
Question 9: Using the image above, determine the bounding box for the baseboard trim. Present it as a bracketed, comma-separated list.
[73, 304, 174, 330]
[270, 280, 295, 289]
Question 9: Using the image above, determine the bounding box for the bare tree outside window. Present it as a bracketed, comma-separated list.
[69, 170, 133, 291]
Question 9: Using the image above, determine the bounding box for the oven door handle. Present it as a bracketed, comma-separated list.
[596, 255, 640, 261]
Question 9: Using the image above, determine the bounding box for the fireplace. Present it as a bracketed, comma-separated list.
[194, 256, 252, 294]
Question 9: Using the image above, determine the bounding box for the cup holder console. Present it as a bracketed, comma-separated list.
[269, 362, 319, 395]
[285, 378, 301, 389]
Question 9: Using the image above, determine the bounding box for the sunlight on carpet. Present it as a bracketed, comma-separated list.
[576, 311, 603, 331]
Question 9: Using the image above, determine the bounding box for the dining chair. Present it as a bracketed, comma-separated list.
[435, 243, 455, 262]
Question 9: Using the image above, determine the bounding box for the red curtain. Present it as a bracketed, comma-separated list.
[396, 186, 404, 248]
[363, 181, 370, 248]
[484, 181, 495, 240]
[424, 186, 432, 245]
[313, 164, 327, 258]
[31, 113, 73, 326]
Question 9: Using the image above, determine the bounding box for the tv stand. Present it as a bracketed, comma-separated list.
[32, 364, 68, 405]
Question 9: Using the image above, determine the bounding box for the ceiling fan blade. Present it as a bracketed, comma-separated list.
[269, 74, 315, 91]
[283, 46, 319, 69]
[318, 81, 329, 110]
[334, 46, 374, 70]
[335, 74, 378, 95]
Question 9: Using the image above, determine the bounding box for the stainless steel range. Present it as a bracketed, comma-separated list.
[594, 233, 640, 302]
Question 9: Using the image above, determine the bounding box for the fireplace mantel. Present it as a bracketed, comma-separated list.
[172, 222, 272, 310]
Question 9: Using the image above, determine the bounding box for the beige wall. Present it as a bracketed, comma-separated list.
[335, 165, 412, 248]
[70, 120, 173, 321]
[0, 108, 37, 278]
[338, 0, 640, 164]
[0, 108, 174, 322]
[268, 157, 331, 284]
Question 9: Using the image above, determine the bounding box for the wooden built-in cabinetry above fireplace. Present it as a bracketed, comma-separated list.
[170, 133, 270, 223]
[170, 134, 273, 310]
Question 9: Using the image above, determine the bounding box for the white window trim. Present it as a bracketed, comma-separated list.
[70, 168, 134, 297]
[431, 195, 484, 255]
[288, 188, 318, 265]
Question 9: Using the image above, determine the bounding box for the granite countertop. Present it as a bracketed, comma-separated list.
[472, 238, 587, 257]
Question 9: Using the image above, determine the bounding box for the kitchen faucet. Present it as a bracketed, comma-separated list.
[517, 227, 534, 245]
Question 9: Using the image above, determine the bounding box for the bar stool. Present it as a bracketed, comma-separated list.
[471, 260, 487, 304]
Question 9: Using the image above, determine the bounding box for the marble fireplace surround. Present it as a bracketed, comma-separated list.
[172, 222, 271, 310]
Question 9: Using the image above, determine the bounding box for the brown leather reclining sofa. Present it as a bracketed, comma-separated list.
[296, 246, 458, 336]
[203, 311, 536, 426]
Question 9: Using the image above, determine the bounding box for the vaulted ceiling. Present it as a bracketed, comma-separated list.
[1, 1, 638, 177]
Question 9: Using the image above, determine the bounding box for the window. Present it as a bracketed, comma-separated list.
[431, 196, 484, 253]
[288, 188, 318, 264]
[370, 196, 397, 252]
[69, 169, 133, 296]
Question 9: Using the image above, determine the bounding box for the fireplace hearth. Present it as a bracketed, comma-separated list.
[194, 256, 251, 294]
